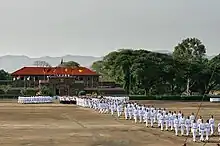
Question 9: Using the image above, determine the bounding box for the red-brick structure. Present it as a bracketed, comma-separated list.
[11, 66, 99, 96]
[11, 66, 126, 96]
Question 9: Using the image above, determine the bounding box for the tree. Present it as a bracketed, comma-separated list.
[90, 40, 220, 96]
[33, 61, 51, 67]
[0, 85, 11, 94]
[59, 61, 80, 68]
[173, 38, 207, 95]
[0, 70, 11, 80]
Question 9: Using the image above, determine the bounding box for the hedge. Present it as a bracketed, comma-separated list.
[129, 95, 217, 101]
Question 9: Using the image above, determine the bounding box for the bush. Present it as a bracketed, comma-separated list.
[129, 95, 214, 101]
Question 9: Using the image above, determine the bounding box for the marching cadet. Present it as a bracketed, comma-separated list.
[162, 108, 166, 116]
[150, 109, 154, 127]
[173, 111, 177, 117]
[190, 113, 195, 126]
[168, 111, 172, 128]
[160, 112, 165, 131]
[110, 102, 114, 116]
[124, 104, 128, 120]
[185, 116, 191, 136]
[133, 106, 138, 123]
[128, 104, 133, 120]
[199, 119, 205, 142]
[178, 111, 182, 119]
[117, 103, 122, 118]
[153, 108, 157, 123]
[170, 112, 174, 131]
[157, 110, 162, 127]
[138, 105, 143, 123]
[180, 114, 185, 136]
[205, 119, 211, 141]
[174, 115, 179, 136]
[144, 109, 150, 127]
[165, 112, 169, 131]
[218, 122, 220, 140]
[192, 120, 198, 142]
[209, 115, 215, 135]
[197, 116, 202, 135]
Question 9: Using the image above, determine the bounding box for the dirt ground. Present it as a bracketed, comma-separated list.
[0, 100, 220, 146]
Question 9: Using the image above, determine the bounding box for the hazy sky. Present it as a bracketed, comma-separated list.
[0, 0, 219, 57]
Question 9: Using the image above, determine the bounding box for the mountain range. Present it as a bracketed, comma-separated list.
[0, 50, 216, 73]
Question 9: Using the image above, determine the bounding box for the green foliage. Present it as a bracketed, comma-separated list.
[129, 95, 211, 101]
[0, 70, 11, 80]
[91, 38, 220, 95]
[59, 61, 80, 68]
[39, 86, 53, 96]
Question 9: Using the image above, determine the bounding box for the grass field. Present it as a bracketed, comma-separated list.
[0, 100, 220, 146]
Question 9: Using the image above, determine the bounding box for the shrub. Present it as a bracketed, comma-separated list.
[129, 95, 214, 101]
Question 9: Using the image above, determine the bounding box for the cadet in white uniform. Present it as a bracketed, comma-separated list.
[205, 119, 211, 141]
[144, 109, 150, 127]
[124, 104, 128, 120]
[133, 107, 138, 123]
[164, 113, 169, 131]
[185, 116, 191, 136]
[199, 119, 205, 142]
[192, 120, 198, 142]
[180, 114, 185, 136]
[174, 115, 179, 136]
[209, 115, 215, 135]
[150, 109, 154, 127]
[160, 113, 165, 131]
[218, 122, 220, 140]
[170, 112, 174, 131]
[157, 111, 162, 127]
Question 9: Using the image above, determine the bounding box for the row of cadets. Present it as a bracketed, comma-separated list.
[75, 96, 220, 142]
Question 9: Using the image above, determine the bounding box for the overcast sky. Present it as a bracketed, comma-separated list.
[0, 0, 219, 57]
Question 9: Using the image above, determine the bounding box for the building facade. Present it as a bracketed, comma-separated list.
[11, 66, 99, 96]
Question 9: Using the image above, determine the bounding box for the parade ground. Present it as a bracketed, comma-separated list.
[0, 100, 220, 146]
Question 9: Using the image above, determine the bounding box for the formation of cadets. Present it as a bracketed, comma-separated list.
[75, 96, 220, 142]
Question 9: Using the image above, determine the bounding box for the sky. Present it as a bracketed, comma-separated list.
[0, 0, 219, 57]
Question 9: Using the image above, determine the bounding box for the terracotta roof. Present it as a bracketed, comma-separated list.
[11, 67, 98, 76]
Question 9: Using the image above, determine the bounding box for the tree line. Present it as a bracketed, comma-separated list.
[91, 38, 220, 95]
[1, 37, 220, 96]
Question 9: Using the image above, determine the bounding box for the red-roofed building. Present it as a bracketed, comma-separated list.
[11, 66, 100, 96]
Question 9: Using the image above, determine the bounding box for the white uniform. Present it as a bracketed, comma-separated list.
[199, 123, 205, 141]
[157, 112, 162, 127]
[185, 118, 191, 136]
[180, 117, 185, 136]
[160, 114, 164, 131]
[209, 118, 214, 135]
[174, 118, 179, 136]
[128, 105, 133, 120]
[164, 114, 169, 130]
[133, 108, 138, 123]
[205, 122, 211, 141]
[150, 110, 154, 127]
[192, 122, 198, 142]
[124, 106, 128, 120]
[144, 110, 150, 127]
[190, 114, 195, 127]
[170, 114, 174, 131]
[218, 123, 220, 136]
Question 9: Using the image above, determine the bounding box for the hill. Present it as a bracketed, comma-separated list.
[0, 55, 102, 73]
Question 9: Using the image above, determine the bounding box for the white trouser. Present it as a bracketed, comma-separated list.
[192, 129, 197, 142]
[200, 130, 204, 141]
